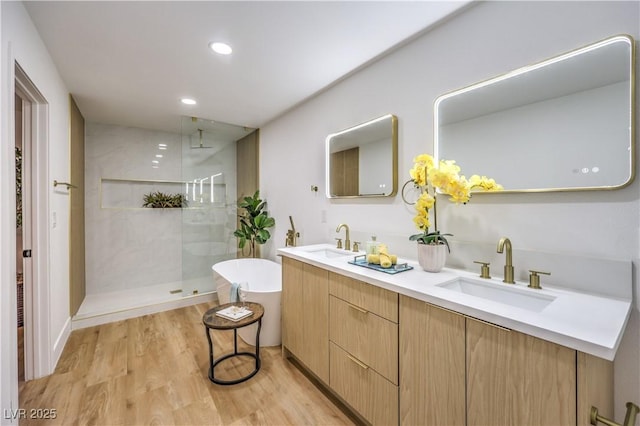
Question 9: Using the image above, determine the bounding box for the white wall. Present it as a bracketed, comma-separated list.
[1, 1, 71, 418]
[260, 1, 640, 419]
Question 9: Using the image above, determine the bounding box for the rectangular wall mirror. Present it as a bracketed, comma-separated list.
[435, 34, 635, 193]
[326, 114, 398, 198]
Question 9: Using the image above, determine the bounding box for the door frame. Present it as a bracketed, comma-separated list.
[14, 63, 51, 381]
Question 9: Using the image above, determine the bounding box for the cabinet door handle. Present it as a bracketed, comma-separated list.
[347, 353, 369, 370]
[347, 302, 368, 315]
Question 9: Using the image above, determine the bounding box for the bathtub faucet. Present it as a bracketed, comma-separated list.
[285, 216, 300, 247]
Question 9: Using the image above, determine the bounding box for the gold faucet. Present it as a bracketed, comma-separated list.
[336, 223, 350, 251]
[497, 237, 515, 284]
[285, 216, 300, 247]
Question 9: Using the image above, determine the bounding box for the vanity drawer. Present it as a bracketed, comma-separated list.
[330, 295, 398, 384]
[330, 342, 398, 426]
[329, 272, 398, 323]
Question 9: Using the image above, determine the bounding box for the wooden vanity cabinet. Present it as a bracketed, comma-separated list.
[466, 317, 576, 426]
[577, 352, 614, 426]
[400, 295, 614, 426]
[282, 257, 304, 356]
[282, 258, 614, 426]
[329, 273, 399, 425]
[281, 257, 329, 382]
[399, 295, 466, 426]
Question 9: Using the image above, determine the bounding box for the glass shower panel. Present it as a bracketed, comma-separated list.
[180, 116, 253, 295]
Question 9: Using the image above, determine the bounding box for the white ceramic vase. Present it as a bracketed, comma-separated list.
[417, 243, 447, 273]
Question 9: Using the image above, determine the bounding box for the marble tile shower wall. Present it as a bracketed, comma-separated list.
[85, 123, 183, 295]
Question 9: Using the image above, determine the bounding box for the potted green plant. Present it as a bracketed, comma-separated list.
[234, 190, 276, 258]
[142, 191, 188, 208]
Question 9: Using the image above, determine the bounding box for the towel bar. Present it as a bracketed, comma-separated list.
[591, 402, 639, 426]
[53, 180, 77, 189]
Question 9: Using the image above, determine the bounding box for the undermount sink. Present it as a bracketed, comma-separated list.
[303, 246, 355, 259]
[437, 277, 556, 312]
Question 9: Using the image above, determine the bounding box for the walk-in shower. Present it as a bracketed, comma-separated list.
[75, 116, 255, 327]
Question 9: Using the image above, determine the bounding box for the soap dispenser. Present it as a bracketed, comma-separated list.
[366, 236, 379, 255]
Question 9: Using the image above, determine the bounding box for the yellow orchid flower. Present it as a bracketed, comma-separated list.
[409, 164, 427, 186]
[445, 176, 471, 204]
[407, 153, 501, 247]
[416, 191, 435, 210]
[413, 214, 430, 230]
[469, 175, 503, 191]
[438, 159, 461, 175]
[413, 154, 434, 169]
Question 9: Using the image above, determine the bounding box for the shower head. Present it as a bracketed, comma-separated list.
[191, 128, 213, 149]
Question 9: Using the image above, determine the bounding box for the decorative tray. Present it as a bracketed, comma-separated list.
[348, 255, 414, 275]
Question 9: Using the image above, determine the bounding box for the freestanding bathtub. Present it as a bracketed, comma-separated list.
[212, 258, 282, 347]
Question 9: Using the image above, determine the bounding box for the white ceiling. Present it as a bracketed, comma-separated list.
[24, 1, 470, 134]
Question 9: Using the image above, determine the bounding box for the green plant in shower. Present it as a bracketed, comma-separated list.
[142, 191, 188, 208]
[234, 190, 275, 258]
[16, 147, 22, 228]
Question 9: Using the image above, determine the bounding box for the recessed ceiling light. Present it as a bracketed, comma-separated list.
[181, 98, 196, 105]
[209, 42, 232, 55]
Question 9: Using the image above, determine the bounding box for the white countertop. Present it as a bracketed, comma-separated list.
[277, 243, 632, 361]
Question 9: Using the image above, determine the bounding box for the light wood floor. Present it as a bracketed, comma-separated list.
[19, 302, 355, 425]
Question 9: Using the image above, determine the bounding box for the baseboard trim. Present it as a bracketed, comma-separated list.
[52, 316, 71, 370]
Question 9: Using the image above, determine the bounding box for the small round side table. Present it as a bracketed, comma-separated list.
[202, 302, 264, 385]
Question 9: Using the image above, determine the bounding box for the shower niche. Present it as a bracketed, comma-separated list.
[99, 177, 226, 209]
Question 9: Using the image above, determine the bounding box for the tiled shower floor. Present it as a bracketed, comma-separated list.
[73, 277, 216, 329]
